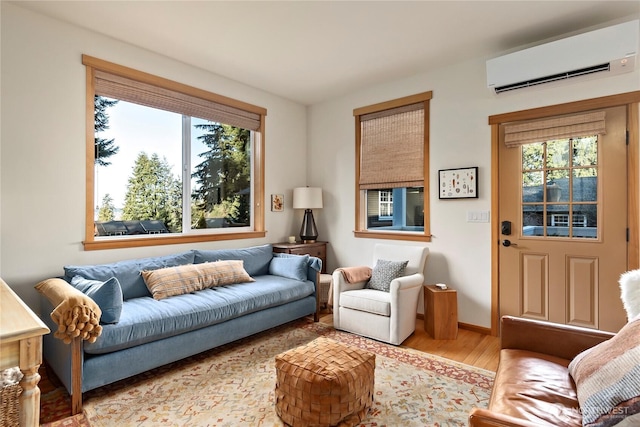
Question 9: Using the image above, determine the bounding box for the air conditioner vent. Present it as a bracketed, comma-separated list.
[487, 20, 638, 94]
[494, 63, 611, 94]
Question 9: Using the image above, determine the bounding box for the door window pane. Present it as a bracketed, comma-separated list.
[546, 140, 570, 168]
[573, 169, 597, 202]
[523, 172, 544, 203]
[547, 204, 570, 237]
[572, 137, 598, 166]
[521, 135, 599, 239]
[523, 204, 544, 236]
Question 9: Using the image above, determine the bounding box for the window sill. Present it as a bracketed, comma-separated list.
[83, 231, 267, 251]
[353, 230, 432, 242]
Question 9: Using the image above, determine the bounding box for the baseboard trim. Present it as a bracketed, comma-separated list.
[415, 314, 492, 336]
[458, 322, 492, 335]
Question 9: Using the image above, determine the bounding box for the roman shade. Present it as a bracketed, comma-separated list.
[504, 111, 606, 147]
[93, 70, 261, 131]
[358, 103, 425, 190]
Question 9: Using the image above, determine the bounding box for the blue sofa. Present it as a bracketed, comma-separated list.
[38, 244, 320, 413]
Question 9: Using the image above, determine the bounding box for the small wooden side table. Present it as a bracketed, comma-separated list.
[424, 285, 458, 340]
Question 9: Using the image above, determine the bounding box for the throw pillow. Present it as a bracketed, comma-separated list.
[269, 255, 309, 281]
[70, 276, 123, 324]
[366, 259, 409, 292]
[141, 260, 254, 300]
[619, 269, 640, 320]
[568, 316, 640, 427]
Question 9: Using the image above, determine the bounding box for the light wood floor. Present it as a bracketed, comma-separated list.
[319, 311, 500, 372]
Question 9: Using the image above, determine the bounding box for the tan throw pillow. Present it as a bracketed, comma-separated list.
[568, 316, 640, 427]
[142, 260, 254, 300]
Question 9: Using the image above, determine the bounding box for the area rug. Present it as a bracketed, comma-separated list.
[53, 319, 494, 426]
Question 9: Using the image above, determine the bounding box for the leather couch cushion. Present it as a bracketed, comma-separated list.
[489, 349, 581, 427]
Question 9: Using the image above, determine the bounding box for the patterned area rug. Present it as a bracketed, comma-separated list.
[48, 319, 494, 426]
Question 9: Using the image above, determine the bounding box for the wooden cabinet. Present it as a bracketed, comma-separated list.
[424, 285, 458, 340]
[272, 241, 327, 273]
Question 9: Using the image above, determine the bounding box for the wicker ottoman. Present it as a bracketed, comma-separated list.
[275, 337, 375, 427]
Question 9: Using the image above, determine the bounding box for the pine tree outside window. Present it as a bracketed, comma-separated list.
[83, 55, 267, 250]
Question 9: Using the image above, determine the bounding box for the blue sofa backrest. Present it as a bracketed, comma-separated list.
[63, 245, 276, 301]
[193, 244, 273, 276]
[64, 251, 195, 300]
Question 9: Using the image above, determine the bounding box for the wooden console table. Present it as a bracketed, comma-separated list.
[0, 279, 50, 427]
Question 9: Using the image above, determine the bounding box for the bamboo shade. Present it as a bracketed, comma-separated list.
[359, 103, 424, 190]
[94, 70, 261, 131]
[504, 111, 606, 147]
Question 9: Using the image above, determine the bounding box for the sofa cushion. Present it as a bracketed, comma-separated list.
[141, 261, 254, 300]
[340, 289, 391, 316]
[83, 275, 314, 355]
[193, 244, 273, 276]
[64, 251, 195, 300]
[568, 316, 640, 427]
[366, 259, 408, 292]
[269, 255, 309, 281]
[490, 349, 579, 426]
[70, 276, 123, 324]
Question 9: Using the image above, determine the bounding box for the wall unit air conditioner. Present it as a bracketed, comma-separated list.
[487, 20, 639, 94]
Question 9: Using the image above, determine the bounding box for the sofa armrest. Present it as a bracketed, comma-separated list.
[469, 408, 541, 427]
[500, 315, 615, 360]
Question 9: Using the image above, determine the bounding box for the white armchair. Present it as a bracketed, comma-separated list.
[332, 244, 429, 345]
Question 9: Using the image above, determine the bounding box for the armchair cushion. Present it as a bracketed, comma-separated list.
[340, 289, 391, 316]
[365, 259, 408, 292]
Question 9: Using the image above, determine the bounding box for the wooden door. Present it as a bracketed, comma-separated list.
[498, 106, 628, 332]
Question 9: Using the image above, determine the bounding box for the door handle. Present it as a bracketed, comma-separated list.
[502, 239, 518, 247]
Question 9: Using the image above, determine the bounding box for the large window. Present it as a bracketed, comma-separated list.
[83, 55, 267, 250]
[353, 91, 432, 241]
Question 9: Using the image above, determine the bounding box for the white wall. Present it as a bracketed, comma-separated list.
[308, 35, 640, 328]
[3, 3, 640, 329]
[0, 3, 308, 309]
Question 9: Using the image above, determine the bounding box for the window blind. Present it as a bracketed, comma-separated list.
[359, 102, 425, 190]
[94, 70, 262, 131]
[504, 111, 606, 147]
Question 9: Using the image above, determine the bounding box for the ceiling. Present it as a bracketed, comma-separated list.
[11, 1, 640, 105]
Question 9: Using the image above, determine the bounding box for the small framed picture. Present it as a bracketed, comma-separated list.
[271, 194, 284, 212]
[439, 167, 478, 199]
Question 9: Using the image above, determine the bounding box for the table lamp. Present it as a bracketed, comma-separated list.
[293, 187, 323, 243]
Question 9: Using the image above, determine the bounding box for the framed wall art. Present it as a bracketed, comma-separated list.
[439, 167, 478, 199]
[271, 194, 284, 212]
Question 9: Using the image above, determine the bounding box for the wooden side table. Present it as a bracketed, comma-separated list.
[424, 285, 458, 340]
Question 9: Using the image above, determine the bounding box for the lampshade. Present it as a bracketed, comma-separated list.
[293, 187, 323, 209]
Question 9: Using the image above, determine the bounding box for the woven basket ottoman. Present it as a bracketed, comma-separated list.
[274, 337, 375, 427]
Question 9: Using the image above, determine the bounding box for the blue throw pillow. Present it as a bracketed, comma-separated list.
[269, 255, 309, 281]
[366, 259, 409, 292]
[71, 276, 123, 324]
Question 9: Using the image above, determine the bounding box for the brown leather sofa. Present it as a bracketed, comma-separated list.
[469, 316, 615, 427]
